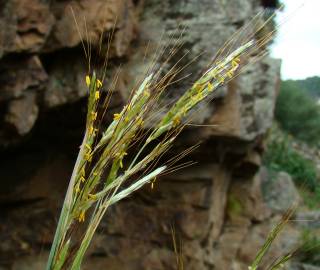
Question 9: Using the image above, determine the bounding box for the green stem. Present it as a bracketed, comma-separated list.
[46, 132, 88, 270]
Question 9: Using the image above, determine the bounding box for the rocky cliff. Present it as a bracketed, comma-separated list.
[0, 1, 290, 270]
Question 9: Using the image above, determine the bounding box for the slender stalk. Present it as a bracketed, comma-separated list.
[46, 132, 88, 270]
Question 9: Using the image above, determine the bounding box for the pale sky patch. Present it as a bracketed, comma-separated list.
[271, 0, 320, 80]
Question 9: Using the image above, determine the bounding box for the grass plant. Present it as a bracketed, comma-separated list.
[45, 8, 286, 270]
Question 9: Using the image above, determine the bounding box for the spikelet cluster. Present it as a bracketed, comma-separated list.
[46, 8, 279, 270]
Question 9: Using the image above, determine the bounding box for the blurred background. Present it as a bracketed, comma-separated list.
[0, 0, 319, 269]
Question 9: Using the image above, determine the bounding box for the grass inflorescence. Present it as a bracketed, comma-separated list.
[46, 7, 285, 270]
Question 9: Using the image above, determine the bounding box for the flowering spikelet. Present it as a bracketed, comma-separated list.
[143, 90, 150, 97]
[88, 194, 97, 200]
[136, 117, 144, 126]
[172, 116, 181, 127]
[113, 113, 121, 120]
[96, 79, 102, 88]
[85, 152, 92, 162]
[207, 82, 214, 92]
[47, 10, 281, 269]
[95, 91, 100, 101]
[80, 167, 85, 176]
[85, 75, 91, 87]
[232, 57, 240, 68]
[75, 185, 80, 193]
[89, 125, 97, 136]
[78, 211, 85, 223]
[91, 112, 97, 121]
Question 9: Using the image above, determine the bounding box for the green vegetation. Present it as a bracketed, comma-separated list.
[275, 79, 320, 146]
[270, 76, 320, 208]
[300, 187, 320, 209]
[275, 81, 320, 144]
[263, 131, 320, 269]
[264, 133, 318, 191]
[299, 229, 320, 266]
[296, 76, 320, 98]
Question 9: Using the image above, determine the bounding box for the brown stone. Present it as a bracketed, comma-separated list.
[4, 92, 39, 136]
[208, 81, 243, 138]
[0, 2, 17, 57]
[13, 0, 55, 52]
[227, 173, 271, 223]
[44, 0, 137, 57]
[0, 55, 47, 101]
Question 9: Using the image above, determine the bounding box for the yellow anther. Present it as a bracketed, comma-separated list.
[232, 58, 240, 69]
[136, 117, 144, 126]
[80, 167, 85, 176]
[232, 62, 239, 69]
[218, 76, 225, 84]
[207, 82, 214, 92]
[88, 194, 97, 200]
[85, 144, 91, 152]
[95, 91, 100, 101]
[91, 111, 97, 121]
[227, 70, 234, 78]
[120, 159, 124, 168]
[90, 125, 97, 134]
[173, 116, 181, 127]
[96, 79, 103, 88]
[85, 75, 91, 87]
[125, 116, 130, 123]
[80, 176, 86, 182]
[85, 152, 92, 162]
[195, 83, 204, 93]
[89, 126, 97, 137]
[78, 211, 85, 222]
[197, 91, 203, 100]
[75, 184, 81, 193]
[93, 171, 98, 176]
[113, 113, 121, 121]
[143, 90, 150, 98]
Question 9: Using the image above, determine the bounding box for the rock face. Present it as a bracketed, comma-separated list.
[0, 0, 288, 270]
[262, 170, 301, 214]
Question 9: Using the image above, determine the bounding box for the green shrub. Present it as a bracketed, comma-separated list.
[299, 229, 320, 265]
[300, 187, 320, 209]
[275, 80, 320, 146]
[296, 76, 320, 98]
[264, 135, 318, 191]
